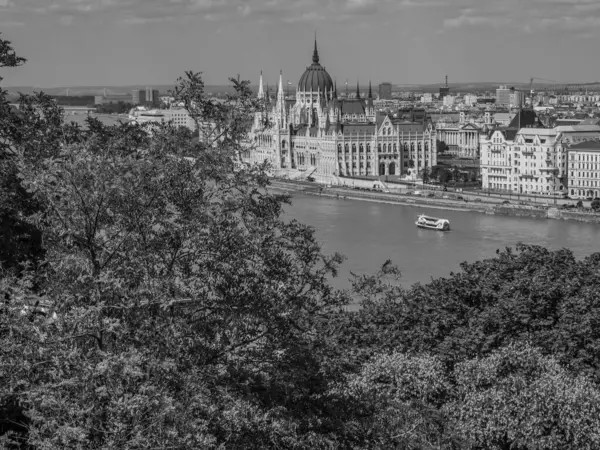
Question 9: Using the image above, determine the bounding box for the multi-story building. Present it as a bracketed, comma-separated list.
[464, 94, 478, 106]
[378, 82, 392, 100]
[421, 93, 433, 104]
[132, 89, 146, 105]
[435, 111, 493, 158]
[129, 108, 196, 131]
[509, 91, 523, 108]
[443, 96, 455, 108]
[567, 141, 600, 199]
[480, 110, 600, 195]
[245, 39, 436, 179]
[496, 85, 511, 107]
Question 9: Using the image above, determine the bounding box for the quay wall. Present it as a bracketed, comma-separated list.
[269, 179, 600, 224]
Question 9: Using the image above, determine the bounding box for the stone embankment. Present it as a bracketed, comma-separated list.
[269, 179, 600, 224]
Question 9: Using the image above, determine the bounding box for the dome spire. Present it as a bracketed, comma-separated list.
[312, 32, 319, 65]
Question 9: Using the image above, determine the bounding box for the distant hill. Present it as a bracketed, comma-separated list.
[3, 85, 239, 96]
[5, 81, 599, 97]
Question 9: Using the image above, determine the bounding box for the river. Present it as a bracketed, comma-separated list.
[282, 193, 600, 291]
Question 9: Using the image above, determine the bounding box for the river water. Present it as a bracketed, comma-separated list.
[282, 193, 600, 290]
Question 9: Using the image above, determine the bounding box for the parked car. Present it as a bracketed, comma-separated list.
[307, 176, 315, 182]
[413, 191, 423, 196]
[427, 192, 435, 198]
[502, 200, 511, 205]
[473, 198, 482, 203]
[457, 195, 464, 200]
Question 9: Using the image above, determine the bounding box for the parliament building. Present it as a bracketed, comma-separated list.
[245, 39, 437, 179]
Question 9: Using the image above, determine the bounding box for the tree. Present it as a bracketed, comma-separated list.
[347, 352, 456, 449]
[2, 64, 358, 448]
[435, 140, 448, 154]
[450, 343, 600, 450]
[439, 168, 450, 184]
[591, 197, 600, 211]
[329, 245, 600, 383]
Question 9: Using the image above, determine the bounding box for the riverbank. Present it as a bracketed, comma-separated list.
[270, 179, 600, 224]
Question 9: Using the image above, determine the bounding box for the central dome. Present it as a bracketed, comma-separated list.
[297, 40, 334, 94]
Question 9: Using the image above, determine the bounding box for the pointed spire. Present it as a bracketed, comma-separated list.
[258, 71, 265, 99]
[312, 32, 320, 65]
[356, 80, 360, 99]
[277, 70, 284, 101]
[334, 80, 337, 99]
[368, 80, 373, 99]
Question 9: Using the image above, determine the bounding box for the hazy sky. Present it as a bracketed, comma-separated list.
[1, 0, 599, 88]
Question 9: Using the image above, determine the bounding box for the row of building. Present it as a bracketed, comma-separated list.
[480, 110, 600, 198]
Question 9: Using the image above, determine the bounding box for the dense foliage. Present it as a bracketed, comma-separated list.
[3, 35, 600, 449]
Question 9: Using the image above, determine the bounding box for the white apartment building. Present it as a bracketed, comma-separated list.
[567, 141, 600, 198]
[421, 93, 433, 103]
[496, 86, 511, 107]
[129, 108, 196, 132]
[464, 94, 478, 106]
[481, 123, 600, 195]
[443, 95, 455, 107]
[509, 91, 523, 108]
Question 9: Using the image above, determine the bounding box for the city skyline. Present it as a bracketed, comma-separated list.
[1, 0, 600, 87]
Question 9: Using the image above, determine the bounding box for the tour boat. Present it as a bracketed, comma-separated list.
[415, 214, 450, 231]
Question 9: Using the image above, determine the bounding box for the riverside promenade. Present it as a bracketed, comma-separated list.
[269, 178, 600, 224]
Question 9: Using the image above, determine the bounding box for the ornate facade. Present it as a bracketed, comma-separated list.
[245, 40, 437, 179]
[434, 111, 494, 158]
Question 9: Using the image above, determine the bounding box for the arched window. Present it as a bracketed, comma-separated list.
[393, 143, 397, 152]
[367, 144, 371, 153]
[345, 144, 349, 152]
[404, 143, 409, 152]
[281, 140, 286, 149]
[378, 144, 382, 152]
[338, 144, 342, 153]
[359, 144, 364, 153]
[352, 144, 357, 152]
[383, 144, 387, 153]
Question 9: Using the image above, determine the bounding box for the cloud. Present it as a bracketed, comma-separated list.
[0, 20, 24, 27]
[441, 0, 600, 36]
[59, 15, 74, 25]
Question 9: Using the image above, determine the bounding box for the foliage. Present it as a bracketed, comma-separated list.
[334, 244, 600, 383]
[347, 352, 455, 449]
[4, 34, 600, 450]
[450, 343, 600, 450]
[1, 56, 359, 447]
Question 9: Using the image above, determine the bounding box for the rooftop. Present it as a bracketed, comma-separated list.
[568, 140, 600, 151]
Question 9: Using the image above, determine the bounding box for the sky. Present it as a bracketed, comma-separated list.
[1, 0, 600, 88]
